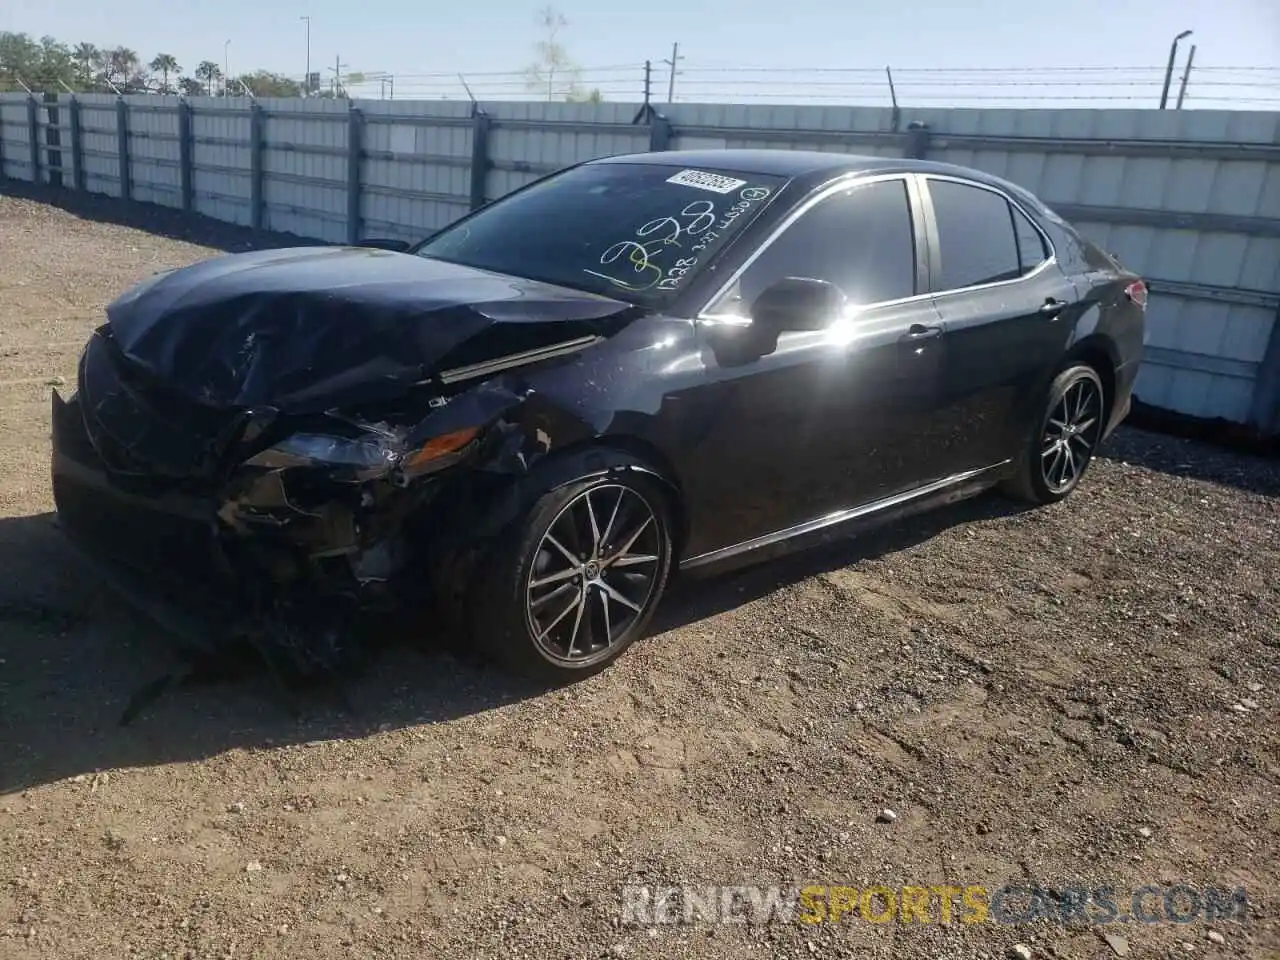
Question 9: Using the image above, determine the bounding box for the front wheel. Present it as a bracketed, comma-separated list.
[1002, 363, 1106, 505]
[468, 453, 674, 681]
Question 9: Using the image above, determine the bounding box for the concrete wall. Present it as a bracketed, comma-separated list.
[2, 91, 1277, 433]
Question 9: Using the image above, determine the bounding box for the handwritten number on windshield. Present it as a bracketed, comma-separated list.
[636, 217, 682, 247]
[586, 186, 771, 294]
[585, 240, 663, 291]
[681, 200, 716, 235]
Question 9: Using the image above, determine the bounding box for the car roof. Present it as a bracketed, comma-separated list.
[589, 149, 1039, 201]
[590, 149, 899, 178]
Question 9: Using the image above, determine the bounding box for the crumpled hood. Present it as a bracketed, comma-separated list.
[104, 246, 638, 412]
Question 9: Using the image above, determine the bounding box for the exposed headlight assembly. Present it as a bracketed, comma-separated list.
[251, 433, 400, 470]
[243, 426, 481, 480]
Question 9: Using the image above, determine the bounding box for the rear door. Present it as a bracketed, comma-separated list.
[919, 175, 1081, 473]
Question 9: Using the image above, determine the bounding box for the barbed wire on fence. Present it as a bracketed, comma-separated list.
[4, 61, 1280, 108]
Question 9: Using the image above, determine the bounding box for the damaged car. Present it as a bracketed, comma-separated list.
[51, 149, 1146, 681]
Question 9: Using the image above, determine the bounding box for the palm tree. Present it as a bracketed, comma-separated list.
[72, 42, 98, 88]
[101, 46, 143, 91]
[149, 53, 180, 94]
[194, 60, 221, 97]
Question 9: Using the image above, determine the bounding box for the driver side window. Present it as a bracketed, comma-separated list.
[708, 178, 917, 318]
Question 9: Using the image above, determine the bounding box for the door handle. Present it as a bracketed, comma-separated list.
[900, 323, 943, 343]
[1039, 298, 1070, 318]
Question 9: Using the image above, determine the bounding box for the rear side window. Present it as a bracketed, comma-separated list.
[712, 178, 917, 314]
[928, 179, 1022, 290]
[1011, 205, 1049, 274]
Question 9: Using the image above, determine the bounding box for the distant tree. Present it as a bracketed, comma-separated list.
[0, 32, 77, 91]
[90, 47, 110, 89]
[194, 60, 221, 96]
[566, 86, 604, 103]
[177, 75, 204, 97]
[72, 42, 98, 88]
[523, 6, 582, 102]
[100, 46, 147, 92]
[0, 32, 37, 89]
[37, 36, 76, 90]
[234, 70, 303, 97]
[149, 53, 180, 94]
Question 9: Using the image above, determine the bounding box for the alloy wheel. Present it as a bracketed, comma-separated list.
[1041, 376, 1103, 494]
[525, 483, 665, 665]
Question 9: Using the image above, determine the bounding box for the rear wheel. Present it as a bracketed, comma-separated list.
[468, 452, 674, 681]
[1003, 363, 1106, 504]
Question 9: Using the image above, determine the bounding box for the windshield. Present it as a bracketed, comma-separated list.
[415, 162, 786, 307]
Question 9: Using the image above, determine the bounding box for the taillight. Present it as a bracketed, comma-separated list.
[1124, 280, 1148, 309]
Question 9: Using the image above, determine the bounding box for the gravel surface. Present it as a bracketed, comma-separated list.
[1, 186, 1278, 960]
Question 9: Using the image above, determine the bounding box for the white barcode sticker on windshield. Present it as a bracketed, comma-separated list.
[666, 169, 748, 194]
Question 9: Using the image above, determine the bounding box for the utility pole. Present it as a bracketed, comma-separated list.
[301, 16, 312, 96]
[223, 39, 231, 97]
[329, 55, 347, 98]
[1175, 44, 1197, 109]
[662, 42, 683, 103]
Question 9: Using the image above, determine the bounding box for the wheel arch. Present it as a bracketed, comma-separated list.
[424, 431, 689, 614]
[539, 433, 689, 560]
[1062, 334, 1119, 423]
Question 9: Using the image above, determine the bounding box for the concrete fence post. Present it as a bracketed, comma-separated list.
[249, 102, 265, 231]
[43, 93, 63, 189]
[905, 121, 931, 160]
[115, 97, 131, 200]
[346, 104, 365, 244]
[26, 95, 39, 183]
[177, 99, 194, 212]
[469, 108, 491, 211]
[68, 95, 85, 192]
[649, 113, 672, 152]
[1249, 310, 1280, 436]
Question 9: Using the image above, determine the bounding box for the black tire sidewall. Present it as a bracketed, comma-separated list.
[468, 453, 675, 681]
[1027, 364, 1105, 503]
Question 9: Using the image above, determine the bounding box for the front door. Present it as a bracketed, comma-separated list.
[677, 175, 950, 557]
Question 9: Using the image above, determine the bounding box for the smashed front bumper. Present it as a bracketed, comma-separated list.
[50, 389, 435, 670]
[51, 388, 242, 652]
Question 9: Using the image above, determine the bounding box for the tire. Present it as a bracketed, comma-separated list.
[1002, 363, 1107, 505]
[467, 450, 675, 682]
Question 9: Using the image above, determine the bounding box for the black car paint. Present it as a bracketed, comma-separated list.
[50, 149, 1144, 665]
[102, 245, 643, 412]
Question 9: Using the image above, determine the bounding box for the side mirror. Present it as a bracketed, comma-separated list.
[750, 277, 846, 332]
[354, 237, 412, 253]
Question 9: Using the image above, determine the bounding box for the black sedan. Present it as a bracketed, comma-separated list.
[51, 149, 1146, 680]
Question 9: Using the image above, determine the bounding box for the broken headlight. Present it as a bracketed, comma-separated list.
[245, 433, 400, 471]
[243, 425, 481, 479]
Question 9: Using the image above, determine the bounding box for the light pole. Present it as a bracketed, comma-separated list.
[301, 16, 311, 95]
[223, 39, 231, 97]
[1175, 44, 1197, 109]
[1159, 29, 1192, 109]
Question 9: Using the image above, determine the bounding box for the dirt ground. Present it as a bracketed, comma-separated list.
[0, 184, 1277, 960]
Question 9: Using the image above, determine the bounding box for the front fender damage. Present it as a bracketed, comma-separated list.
[208, 375, 592, 678]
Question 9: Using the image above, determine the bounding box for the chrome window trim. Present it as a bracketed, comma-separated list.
[695, 172, 932, 322]
[919, 173, 1059, 301]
